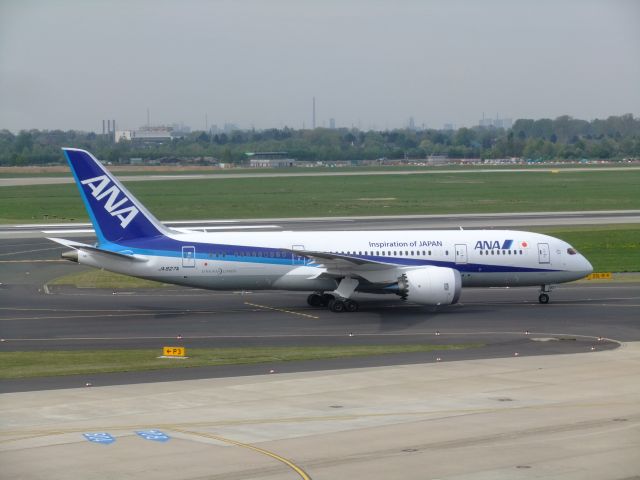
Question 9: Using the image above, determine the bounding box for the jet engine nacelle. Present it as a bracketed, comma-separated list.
[398, 266, 462, 306]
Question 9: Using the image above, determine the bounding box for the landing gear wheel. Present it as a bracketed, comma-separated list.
[321, 293, 334, 307]
[328, 298, 346, 313]
[307, 293, 323, 307]
[344, 299, 359, 312]
[538, 293, 550, 304]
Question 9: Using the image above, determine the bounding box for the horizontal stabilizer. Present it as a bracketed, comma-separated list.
[48, 237, 148, 262]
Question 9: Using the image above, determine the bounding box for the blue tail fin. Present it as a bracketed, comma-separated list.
[63, 148, 167, 244]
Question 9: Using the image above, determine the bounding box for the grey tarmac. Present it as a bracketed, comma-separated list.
[1, 210, 639, 241]
[1, 215, 639, 479]
[2, 165, 640, 187]
[1, 341, 639, 479]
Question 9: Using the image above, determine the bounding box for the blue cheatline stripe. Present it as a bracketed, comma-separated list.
[63, 150, 106, 244]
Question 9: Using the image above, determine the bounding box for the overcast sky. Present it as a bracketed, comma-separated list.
[1, 0, 639, 132]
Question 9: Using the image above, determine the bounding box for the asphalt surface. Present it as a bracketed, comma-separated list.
[2, 215, 638, 480]
[2, 210, 640, 239]
[2, 231, 639, 392]
[2, 165, 639, 187]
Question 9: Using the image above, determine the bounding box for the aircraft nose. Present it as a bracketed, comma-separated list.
[579, 255, 593, 276]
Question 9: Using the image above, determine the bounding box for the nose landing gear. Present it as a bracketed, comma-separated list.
[538, 284, 553, 304]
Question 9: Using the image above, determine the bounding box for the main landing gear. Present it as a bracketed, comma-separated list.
[538, 284, 553, 304]
[308, 277, 361, 313]
[307, 292, 359, 313]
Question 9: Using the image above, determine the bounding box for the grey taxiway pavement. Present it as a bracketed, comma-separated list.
[2, 165, 639, 187]
[2, 215, 640, 479]
[1, 219, 639, 392]
[2, 210, 640, 240]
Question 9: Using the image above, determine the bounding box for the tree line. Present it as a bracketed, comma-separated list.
[1, 114, 639, 166]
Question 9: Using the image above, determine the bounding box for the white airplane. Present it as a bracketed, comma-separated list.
[50, 148, 593, 312]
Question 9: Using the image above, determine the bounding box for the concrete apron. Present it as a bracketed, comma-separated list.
[2, 343, 640, 480]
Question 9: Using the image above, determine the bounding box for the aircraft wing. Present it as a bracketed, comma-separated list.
[293, 250, 394, 269]
[287, 249, 402, 284]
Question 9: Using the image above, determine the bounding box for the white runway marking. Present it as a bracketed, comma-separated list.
[41, 229, 94, 234]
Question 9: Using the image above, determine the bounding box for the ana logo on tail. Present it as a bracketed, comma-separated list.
[81, 175, 139, 229]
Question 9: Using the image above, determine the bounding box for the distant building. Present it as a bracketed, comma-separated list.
[246, 152, 295, 168]
[171, 122, 191, 134]
[134, 126, 173, 141]
[329, 118, 336, 129]
[115, 126, 182, 144]
[496, 118, 513, 129]
[223, 123, 239, 133]
[479, 116, 513, 129]
[426, 155, 448, 165]
[114, 130, 133, 142]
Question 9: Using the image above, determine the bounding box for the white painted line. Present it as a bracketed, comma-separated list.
[41, 229, 95, 234]
[165, 219, 238, 224]
[171, 226, 279, 233]
[7, 223, 92, 228]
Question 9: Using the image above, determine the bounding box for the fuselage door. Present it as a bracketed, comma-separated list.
[537, 243, 550, 264]
[292, 245, 306, 265]
[182, 246, 196, 268]
[455, 244, 468, 264]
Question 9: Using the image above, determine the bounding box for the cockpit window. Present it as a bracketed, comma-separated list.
[567, 247, 577, 255]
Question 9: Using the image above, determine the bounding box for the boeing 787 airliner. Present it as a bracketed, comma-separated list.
[50, 148, 593, 312]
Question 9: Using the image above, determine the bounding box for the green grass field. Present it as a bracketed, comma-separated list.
[1, 169, 639, 223]
[0, 344, 483, 379]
